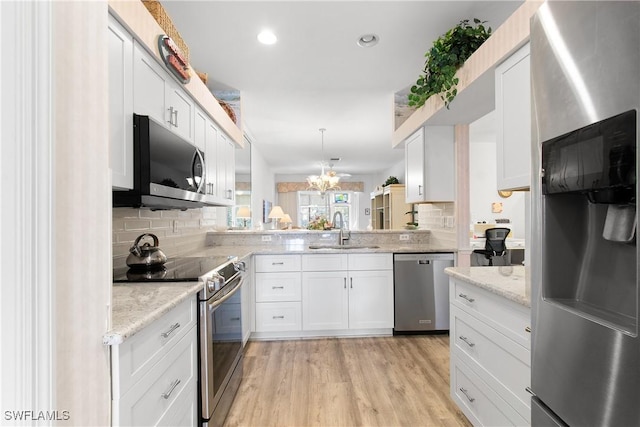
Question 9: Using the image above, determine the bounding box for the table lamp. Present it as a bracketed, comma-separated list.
[268, 205, 285, 229]
[281, 213, 292, 229]
[236, 206, 251, 229]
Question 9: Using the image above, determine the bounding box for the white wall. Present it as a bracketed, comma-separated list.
[469, 111, 526, 238]
[251, 142, 276, 228]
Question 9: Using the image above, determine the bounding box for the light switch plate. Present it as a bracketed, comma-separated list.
[261, 235, 272, 242]
[399, 234, 410, 241]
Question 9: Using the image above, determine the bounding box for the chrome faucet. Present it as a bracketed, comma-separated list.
[332, 211, 350, 245]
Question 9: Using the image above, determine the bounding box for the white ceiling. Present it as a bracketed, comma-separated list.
[161, 0, 523, 176]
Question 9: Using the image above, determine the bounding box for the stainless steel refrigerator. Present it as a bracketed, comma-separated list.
[530, 2, 639, 426]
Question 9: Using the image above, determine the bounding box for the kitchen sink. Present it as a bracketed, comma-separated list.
[308, 244, 380, 250]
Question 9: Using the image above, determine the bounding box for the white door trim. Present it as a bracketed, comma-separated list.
[0, 0, 54, 417]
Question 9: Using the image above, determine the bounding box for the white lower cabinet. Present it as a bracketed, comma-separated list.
[111, 298, 197, 427]
[302, 253, 394, 332]
[254, 255, 302, 333]
[253, 253, 393, 338]
[449, 278, 531, 426]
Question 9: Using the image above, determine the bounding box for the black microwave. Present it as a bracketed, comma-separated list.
[113, 114, 207, 210]
[542, 109, 636, 204]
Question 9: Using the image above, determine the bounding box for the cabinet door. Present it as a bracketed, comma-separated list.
[193, 107, 207, 152]
[108, 15, 134, 190]
[405, 128, 425, 203]
[302, 272, 348, 330]
[216, 132, 235, 203]
[348, 270, 394, 329]
[496, 42, 531, 191]
[166, 82, 194, 142]
[205, 120, 218, 199]
[132, 42, 166, 125]
[423, 126, 455, 202]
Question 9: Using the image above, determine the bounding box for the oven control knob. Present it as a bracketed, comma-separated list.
[206, 274, 224, 293]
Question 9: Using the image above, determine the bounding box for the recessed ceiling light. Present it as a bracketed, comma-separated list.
[357, 34, 379, 48]
[257, 30, 277, 45]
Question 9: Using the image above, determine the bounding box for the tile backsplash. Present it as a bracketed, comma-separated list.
[112, 207, 222, 266]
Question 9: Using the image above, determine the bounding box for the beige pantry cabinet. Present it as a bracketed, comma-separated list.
[370, 184, 412, 230]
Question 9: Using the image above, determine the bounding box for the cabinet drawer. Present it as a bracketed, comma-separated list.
[451, 357, 528, 427]
[452, 306, 530, 419]
[451, 279, 531, 349]
[348, 253, 392, 270]
[116, 327, 197, 427]
[255, 272, 301, 302]
[255, 302, 301, 332]
[302, 254, 348, 271]
[113, 298, 196, 398]
[255, 255, 301, 272]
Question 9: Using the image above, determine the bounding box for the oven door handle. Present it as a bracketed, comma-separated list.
[207, 275, 244, 311]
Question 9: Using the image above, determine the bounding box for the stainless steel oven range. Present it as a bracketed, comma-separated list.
[198, 258, 245, 426]
[113, 254, 246, 426]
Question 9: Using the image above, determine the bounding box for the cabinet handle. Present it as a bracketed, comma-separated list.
[230, 317, 240, 321]
[272, 286, 284, 289]
[273, 315, 285, 319]
[344, 277, 347, 289]
[272, 262, 284, 265]
[459, 336, 476, 347]
[350, 277, 353, 289]
[173, 109, 179, 127]
[525, 326, 532, 333]
[167, 107, 175, 126]
[458, 293, 475, 303]
[418, 184, 423, 196]
[161, 379, 181, 399]
[160, 322, 181, 338]
[459, 387, 475, 403]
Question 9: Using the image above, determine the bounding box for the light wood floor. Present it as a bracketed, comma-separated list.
[224, 335, 472, 427]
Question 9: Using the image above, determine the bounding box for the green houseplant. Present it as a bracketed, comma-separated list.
[408, 19, 492, 109]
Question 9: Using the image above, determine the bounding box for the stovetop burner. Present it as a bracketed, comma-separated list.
[113, 255, 236, 282]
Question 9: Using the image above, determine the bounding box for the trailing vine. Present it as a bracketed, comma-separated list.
[408, 19, 492, 109]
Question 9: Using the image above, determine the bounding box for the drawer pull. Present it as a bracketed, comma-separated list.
[344, 277, 347, 289]
[458, 293, 475, 303]
[162, 379, 181, 399]
[459, 387, 475, 403]
[525, 326, 532, 333]
[272, 286, 284, 289]
[160, 322, 181, 338]
[273, 315, 285, 319]
[272, 262, 284, 265]
[459, 336, 476, 347]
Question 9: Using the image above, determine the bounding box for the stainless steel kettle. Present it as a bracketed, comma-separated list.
[126, 233, 168, 269]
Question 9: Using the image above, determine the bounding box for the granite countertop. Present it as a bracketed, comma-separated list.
[105, 243, 458, 345]
[186, 243, 457, 259]
[445, 266, 529, 307]
[104, 281, 202, 345]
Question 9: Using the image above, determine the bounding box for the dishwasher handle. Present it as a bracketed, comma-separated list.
[418, 260, 431, 265]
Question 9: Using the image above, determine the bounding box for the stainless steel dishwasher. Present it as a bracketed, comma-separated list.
[393, 253, 454, 333]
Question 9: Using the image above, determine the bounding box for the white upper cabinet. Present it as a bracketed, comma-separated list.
[132, 41, 194, 143]
[217, 132, 235, 204]
[108, 15, 133, 190]
[495, 42, 531, 191]
[405, 126, 455, 203]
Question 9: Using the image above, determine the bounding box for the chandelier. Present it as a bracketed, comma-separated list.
[306, 128, 341, 195]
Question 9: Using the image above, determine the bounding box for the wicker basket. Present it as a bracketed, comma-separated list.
[196, 71, 208, 85]
[141, 0, 190, 64]
[219, 101, 237, 124]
